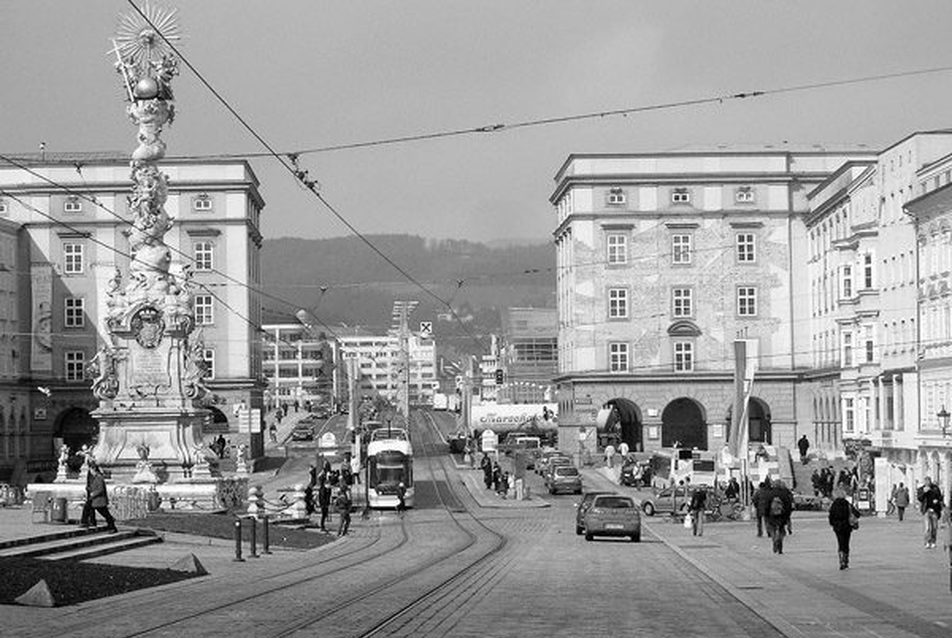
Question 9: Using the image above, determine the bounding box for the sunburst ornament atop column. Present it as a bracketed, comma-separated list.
[112, 1, 181, 102]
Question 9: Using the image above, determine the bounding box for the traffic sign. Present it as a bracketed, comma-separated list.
[419, 321, 433, 337]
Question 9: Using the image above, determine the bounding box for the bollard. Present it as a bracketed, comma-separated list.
[262, 514, 272, 554]
[248, 516, 259, 558]
[233, 518, 244, 562]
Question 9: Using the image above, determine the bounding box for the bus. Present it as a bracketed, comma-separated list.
[366, 437, 414, 509]
[648, 448, 717, 489]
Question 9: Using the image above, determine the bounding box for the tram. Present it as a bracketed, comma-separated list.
[366, 437, 414, 509]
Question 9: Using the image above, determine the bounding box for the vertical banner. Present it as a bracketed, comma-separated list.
[728, 340, 747, 459]
[30, 265, 53, 373]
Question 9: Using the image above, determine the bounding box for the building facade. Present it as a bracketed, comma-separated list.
[552, 149, 876, 455]
[497, 307, 557, 404]
[337, 330, 438, 407]
[261, 322, 338, 410]
[0, 156, 265, 479]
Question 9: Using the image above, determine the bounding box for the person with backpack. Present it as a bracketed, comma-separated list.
[763, 478, 792, 554]
[917, 477, 944, 548]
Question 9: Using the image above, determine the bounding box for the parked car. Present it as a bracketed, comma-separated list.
[575, 491, 613, 535]
[290, 423, 314, 441]
[639, 486, 688, 517]
[536, 450, 570, 476]
[546, 465, 582, 495]
[544, 456, 574, 483]
[583, 494, 642, 542]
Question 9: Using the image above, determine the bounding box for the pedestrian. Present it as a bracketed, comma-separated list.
[282, 403, 289, 418]
[492, 462, 503, 493]
[917, 477, 944, 549]
[215, 434, 226, 459]
[725, 477, 740, 501]
[305, 399, 312, 413]
[797, 435, 810, 464]
[85, 461, 117, 533]
[689, 486, 707, 537]
[336, 486, 352, 537]
[396, 481, 407, 517]
[318, 463, 333, 532]
[894, 482, 910, 521]
[294, 399, 300, 413]
[777, 479, 795, 535]
[481, 453, 493, 489]
[605, 444, 616, 469]
[618, 441, 630, 458]
[828, 488, 861, 569]
[275, 409, 283, 426]
[80, 465, 97, 528]
[269, 422, 278, 443]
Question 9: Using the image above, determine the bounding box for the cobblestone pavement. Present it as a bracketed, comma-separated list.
[6, 427, 952, 636]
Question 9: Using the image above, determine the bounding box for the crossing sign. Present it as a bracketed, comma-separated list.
[419, 321, 433, 337]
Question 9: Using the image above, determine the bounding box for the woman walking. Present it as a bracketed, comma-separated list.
[828, 489, 860, 569]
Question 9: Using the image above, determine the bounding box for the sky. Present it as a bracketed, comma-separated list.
[5, 1, 952, 244]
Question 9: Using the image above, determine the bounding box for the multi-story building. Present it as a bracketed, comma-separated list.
[806, 132, 952, 497]
[0, 155, 265, 477]
[497, 307, 557, 404]
[552, 148, 875, 454]
[905, 149, 952, 493]
[477, 335, 500, 404]
[261, 322, 338, 410]
[337, 329, 438, 407]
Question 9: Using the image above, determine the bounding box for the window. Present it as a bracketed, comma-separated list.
[844, 397, 855, 432]
[863, 325, 875, 363]
[64, 298, 85, 328]
[735, 188, 754, 203]
[737, 286, 757, 316]
[841, 265, 853, 298]
[673, 342, 694, 372]
[863, 253, 874, 288]
[607, 188, 626, 205]
[195, 294, 214, 325]
[608, 288, 629, 319]
[736, 233, 756, 263]
[606, 234, 628, 265]
[202, 348, 215, 380]
[672, 287, 693, 317]
[193, 194, 213, 211]
[672, 234, 692, 264]
[671, 189, 691, 204]
[65, 351, 85, 382]
[63, 197, 82, 213]
[194, 241, 214, 271]
[63, 243, 84, 274]
[608, 342, 629, 373]
[842, 331, 853, 367]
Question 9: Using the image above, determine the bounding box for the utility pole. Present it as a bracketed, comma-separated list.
[396, 302, 411, 420]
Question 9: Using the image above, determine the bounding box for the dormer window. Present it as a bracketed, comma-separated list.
[735, 187, 754, 203]
[64, 197, 82, 213]
[193, 194, 213, 211]
[671, 188, 690, 204]
[607, 187, 626, 205]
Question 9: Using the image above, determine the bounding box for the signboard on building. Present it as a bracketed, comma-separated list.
[237, 408, 262, 434]
[469, 404, 558, 432]
[419, 321, 432, 337]
[481, 429, 498, 453]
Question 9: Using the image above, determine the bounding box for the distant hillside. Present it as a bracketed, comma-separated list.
[260, 235, 555, 357]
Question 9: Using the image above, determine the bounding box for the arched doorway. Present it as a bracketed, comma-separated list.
[603, 398, 643, 452]
[748, 398, 772, 445]
[662, 398, 707, 450]
[204, 406, 230, 435]
[55, 407, 99, 451]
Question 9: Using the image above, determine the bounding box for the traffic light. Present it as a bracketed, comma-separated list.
[495, 369, 504, 385]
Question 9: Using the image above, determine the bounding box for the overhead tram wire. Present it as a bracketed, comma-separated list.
[126, 1, 486, 355]
[154, 64, 952, 161]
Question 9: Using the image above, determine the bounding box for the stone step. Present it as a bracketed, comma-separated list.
[0, 529, 142, 559]
[40, 533, 162, 561]
[0, 526, 102, 551]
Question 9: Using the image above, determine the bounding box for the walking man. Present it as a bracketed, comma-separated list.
[318, 463, 332, 532]
[337, 486, 352, 537]
[797, 435, 810, 464]
[917, 477, 943, 548]
[86, 461, 117, 533]
[689, 486, 707, 536]
[396, 481, 407, 518]
[894, 482, 910, 521]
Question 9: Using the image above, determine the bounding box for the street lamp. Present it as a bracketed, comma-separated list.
[938, 406, 951, 437]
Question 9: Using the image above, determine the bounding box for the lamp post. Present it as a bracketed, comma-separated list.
[939, 406, 951, 437]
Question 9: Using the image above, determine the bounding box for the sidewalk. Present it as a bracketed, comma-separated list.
[456, 467, 550, 509]
[581, 467, 952, 637]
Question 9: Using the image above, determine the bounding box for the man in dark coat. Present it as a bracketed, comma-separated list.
[480, 453, 493, 489]
[317, 462, 333, 532]
[917, 477, 944, 548]
[86, 461, 117, 533]
[753, 480, 769, 537]
[797, 435, 810, 464]
[763, 478, 793, 554]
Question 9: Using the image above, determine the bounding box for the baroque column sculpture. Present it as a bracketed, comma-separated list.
[89, 3, 211, 483]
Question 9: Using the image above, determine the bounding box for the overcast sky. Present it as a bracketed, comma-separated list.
[5, 1, 952, 244]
